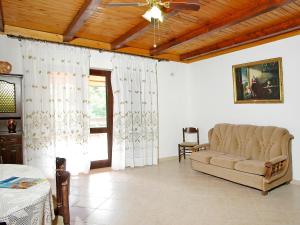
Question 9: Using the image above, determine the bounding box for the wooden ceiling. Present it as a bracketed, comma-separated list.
[0, 0, 300, 63]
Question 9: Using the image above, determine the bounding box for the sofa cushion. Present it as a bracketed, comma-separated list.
[190, 150, 224, 164]
[210, 154, 247, 169]
[234, 160, 266, 176]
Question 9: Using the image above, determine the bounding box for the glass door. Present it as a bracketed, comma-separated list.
[88, 69, 113, 169]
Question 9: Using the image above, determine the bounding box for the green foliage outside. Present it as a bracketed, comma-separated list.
[89, 86, 106, 118]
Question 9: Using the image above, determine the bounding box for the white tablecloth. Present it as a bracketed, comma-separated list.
[0, 164, 54, 225]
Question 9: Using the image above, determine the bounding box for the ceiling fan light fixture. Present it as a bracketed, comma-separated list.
[142, 5, 163, 22]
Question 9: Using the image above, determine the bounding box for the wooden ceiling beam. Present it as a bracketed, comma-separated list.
[111, 20, 149, 50]
[0, 0, 4, 32]
[63, 0, 101, 42]
[111, 9, 177, 50]
[150, 0, 293, 55]
[180, 17, 300, 61]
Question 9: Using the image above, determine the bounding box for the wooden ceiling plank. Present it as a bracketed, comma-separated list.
[111, 9, 178, 50]
[63, 0, 101, 42]
[180, 16, 300, 60]
[0, 0, 4, 32]
[151, 0, 293, 55]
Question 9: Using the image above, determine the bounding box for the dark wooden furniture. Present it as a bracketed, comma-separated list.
[0, 74, 23, 164]
[55, 157, 66, 215]
[55, 170, 70, 225]
[54, 157, 70, 225]
[0, 133, 23, 164]
[56, 157, 66, 171]
[178, 127, 199, 162]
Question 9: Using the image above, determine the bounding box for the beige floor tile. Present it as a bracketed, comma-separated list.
[70, 206, 95, 222]
[84, 209, 120, 224]
[73, 196, 108, 208]
[66, 159, 300, 225]
[97, 198, 135, 210]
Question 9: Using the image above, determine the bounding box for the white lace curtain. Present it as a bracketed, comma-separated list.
[21, 40, 90, 177]
[111, 54, 159, 170]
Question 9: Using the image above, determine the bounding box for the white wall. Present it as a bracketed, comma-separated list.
[0, 36, 22, 74]
[187, 35, 300, 180]
[157, 61, 189, 158]
[0, 37, 188, 160]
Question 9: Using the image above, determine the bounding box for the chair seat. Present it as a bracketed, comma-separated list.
[179, 142, 198, 147]
[234, 160, 266, 176]
[191, 150, 224, 164]
[210, 154, 248, 169]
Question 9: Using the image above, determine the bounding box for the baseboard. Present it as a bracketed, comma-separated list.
[159, 156, 177, 162]
[291, 180, 300, 185]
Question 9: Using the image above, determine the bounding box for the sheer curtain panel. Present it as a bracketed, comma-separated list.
[21, 40, 90, 177]
[111, 54, 159, 170]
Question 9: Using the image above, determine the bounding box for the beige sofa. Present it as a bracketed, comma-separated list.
[191, 123, 294, 195]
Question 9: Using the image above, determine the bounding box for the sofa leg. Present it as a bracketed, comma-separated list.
[178, 144, 181, 163]
[261, 191, 268, 196]
[286, 181, 291, 185]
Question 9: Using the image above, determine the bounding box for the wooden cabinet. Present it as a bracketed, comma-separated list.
[0, 74, 23, 164]
[0, 134, 23, 164]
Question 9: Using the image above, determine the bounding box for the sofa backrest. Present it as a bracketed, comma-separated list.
[208, 123, 292, 161]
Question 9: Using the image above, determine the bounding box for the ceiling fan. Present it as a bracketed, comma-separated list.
[105, 0, 200, 22]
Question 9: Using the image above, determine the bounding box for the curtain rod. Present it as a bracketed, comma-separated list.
[7, 34, 168, 62]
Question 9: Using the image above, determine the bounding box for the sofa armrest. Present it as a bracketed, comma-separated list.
[264, 155, 288, 180]
[192, 143, 210, 152]
[268, 155, 287, 165]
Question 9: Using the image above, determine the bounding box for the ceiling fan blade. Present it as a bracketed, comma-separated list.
[105, 2, 148, 7]
[167, 0, 200, 11]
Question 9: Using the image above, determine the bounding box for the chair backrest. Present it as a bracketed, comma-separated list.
[56, 157, 66, 171]
[56, 170, 70, 225]
[183, 127, 199, 144]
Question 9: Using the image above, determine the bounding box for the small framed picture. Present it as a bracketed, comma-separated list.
[232, 57, 283, 104]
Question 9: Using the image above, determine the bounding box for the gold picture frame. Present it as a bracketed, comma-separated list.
[232, 57, 283, 104]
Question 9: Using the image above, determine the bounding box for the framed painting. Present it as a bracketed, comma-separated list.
[232, 57, 283, 104]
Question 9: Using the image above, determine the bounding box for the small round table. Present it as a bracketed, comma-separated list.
[0, 164, 54, 225]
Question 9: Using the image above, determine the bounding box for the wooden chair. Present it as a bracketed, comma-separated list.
[53, 157, 70, 225]
[55, 170, 70, 225]
[178, 127, 199, 162]
[55, 157, 66, 214]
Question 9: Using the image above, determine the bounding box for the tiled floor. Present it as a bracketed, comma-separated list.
[66, 159, 300, 225]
